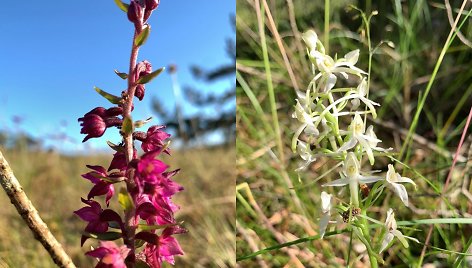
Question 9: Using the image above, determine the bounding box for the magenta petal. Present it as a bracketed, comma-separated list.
[86, 165, 107, 174]
[85, 220, 109, 233]
[135, 231, 159, 245]
[136, 202, 158, 220]
[105, 184, 115, 206]
[100, 209, 124, 227]
[74, 206, 99, 222]
[108, 152, 127, 171]
[160, 236, 184, 257]
[86, 247, 109, 258]
[88, 182, 112, 200]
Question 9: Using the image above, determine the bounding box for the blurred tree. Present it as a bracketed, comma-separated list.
[152, 15, 235, 145]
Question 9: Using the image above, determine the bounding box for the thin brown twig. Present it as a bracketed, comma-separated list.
[261, 0, 300, 91]
[0, 150, 76, 268]
[445, 0, 472, 48]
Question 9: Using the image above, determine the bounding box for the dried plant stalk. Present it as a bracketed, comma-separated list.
[0, 150, 76, 268]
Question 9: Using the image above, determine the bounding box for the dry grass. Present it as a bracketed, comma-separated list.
[0, 144, 235, 267]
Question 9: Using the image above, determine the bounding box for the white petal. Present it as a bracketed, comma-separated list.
[322, 178, 350, 187]
[392, 230, 409, 248]
[345, 49, 360, 65]
[391, 182, 409, 207]
[302, 30, 318, 51]
[319, 214, 330, 238]
[325, 73, 337, 92]
[358, 137, 375, 165]
[321, 191, 332, 212]
[358, 175, 383, 184]
[397, 176, 416, 187]
[380, 233, 394, 253]
[338, 137, 357, 152]
[386, 164, 396, 183]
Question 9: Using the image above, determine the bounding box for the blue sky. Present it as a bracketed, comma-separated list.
[0, 1, 235, 153]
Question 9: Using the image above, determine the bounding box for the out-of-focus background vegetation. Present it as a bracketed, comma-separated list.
[236, 0, 472, 267]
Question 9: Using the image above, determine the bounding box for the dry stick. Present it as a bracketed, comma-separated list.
[419, 105, 472, 265]
[0, 151, 76, 268]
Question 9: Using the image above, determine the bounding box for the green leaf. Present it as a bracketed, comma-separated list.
[134, 117, 153, 128]
[122, 116, 134, 135]
[114, 69, 128, 80]
[94, 87, 122, 104]
[118, 187, 134, 211]
[83, 231, 122, 241]
[137, 222, 179, 231]
[106, 141, 125, 152]
[137, 67, 165, 84]
[134, 25, 151, 47]
[113, 0, 129, 12]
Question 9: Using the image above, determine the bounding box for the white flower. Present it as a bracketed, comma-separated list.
[319, 191, 332, 238]
[295, 141, 316, 172]
[383, 164, 416, 207]
[302, 30, 366, 93]
[322, 153, 382, 206]
[309, 49, 366, 93]
[349, 78, 380, 118]
[380, 209, 419, 253]
[337, 113, 382, 165]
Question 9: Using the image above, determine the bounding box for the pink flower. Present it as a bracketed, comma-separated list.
[74, 198, 124, 246]
[86, 241, 130, 268]
[143, 227, 185, 267]
[136, 150, 168, 184]
[140, 125, 171, 153]
[82, 165, 124, 206]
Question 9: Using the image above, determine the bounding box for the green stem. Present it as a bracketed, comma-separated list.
[256, 0, 285, 164]
[360, 213, 378, 268]
[324, 0, 330, 54]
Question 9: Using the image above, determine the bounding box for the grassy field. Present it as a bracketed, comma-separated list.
[236, 0, 472, 267]
[0, 144, 235, 267]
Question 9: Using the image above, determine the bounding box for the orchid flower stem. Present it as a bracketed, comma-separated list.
[122, 29, 141, 266]
[360, 218, 378, 268]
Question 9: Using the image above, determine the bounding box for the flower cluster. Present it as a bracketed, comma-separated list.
[293, 30, 417, 255]
[74, 1, 185, 267]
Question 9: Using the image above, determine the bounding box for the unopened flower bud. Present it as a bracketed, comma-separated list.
[134, 60, 152, 100]
[127, 0, 144, 31]
[78, 114, 106, 142]
[143, 0, 159, 22]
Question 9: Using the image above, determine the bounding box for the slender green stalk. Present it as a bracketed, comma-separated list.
[400, 2, 472, 161]
[255, 0, 285, 164]
[324, 0, 330, 54]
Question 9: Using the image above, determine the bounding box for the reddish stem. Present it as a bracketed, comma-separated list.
[122, 30, 140, 266]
